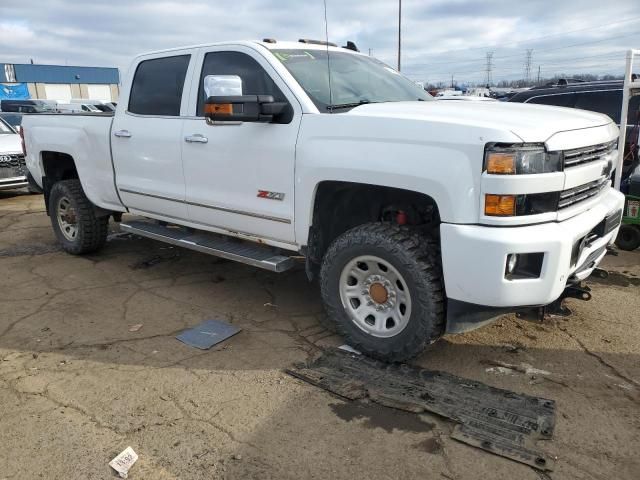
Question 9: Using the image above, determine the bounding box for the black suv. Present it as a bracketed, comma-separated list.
[509, 80, 639, 168]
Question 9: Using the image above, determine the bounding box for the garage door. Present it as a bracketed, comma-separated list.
[87, 84, 112, 102]
[44, 84, 72, 102]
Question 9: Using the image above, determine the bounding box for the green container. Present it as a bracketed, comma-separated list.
[622, 195, 640, 226]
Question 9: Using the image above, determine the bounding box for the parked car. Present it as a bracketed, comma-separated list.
[56, 103, 103, 113]
[0, 99, 52, 113]
[0, 112, 24, 132]
[22, 39, 624, 361]
[0, 118, 28, 191]
[70, 99, 116, 112]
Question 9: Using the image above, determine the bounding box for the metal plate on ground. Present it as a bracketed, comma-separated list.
[176, 319, 241, 350]
[287, 349, 556, 471]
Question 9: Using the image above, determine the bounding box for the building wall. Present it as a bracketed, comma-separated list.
[1, 63, 120, 103]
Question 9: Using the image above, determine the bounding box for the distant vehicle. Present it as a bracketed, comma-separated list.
[533, 78, 587, 89]
[435, 90, 463, 97]
[490, 90, 518, 101]
[0, 99, 52, 113]
[0, 112, 24, 132]
[0, 118, 28, 191]
[509, 80, 640, 175]
[56, 103, 103, 113]
[70, 99, 116, 112]
[435, 96, 496, 102]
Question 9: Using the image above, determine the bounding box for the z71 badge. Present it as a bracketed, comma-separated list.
[257, 190, 285, 201]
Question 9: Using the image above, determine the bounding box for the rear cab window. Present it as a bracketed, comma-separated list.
[128, 55, 191, 116]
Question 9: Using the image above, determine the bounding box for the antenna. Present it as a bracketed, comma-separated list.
[323, 0, 333, 110]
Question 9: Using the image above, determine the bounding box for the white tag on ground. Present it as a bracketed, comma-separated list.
[109, 446, 138, 478]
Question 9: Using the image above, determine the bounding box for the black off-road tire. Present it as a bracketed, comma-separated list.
[320, 223, 445, 362]
[615, 224, 640, 251]
[49, 179, 109, 255]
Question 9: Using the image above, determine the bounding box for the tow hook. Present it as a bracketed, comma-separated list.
[516, 283, 592, 321]
[592, 267, 608, 279]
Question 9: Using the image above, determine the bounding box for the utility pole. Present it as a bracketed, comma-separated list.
[524, 49, 533, 86]
[485, 52, 493, 86]
[397, 0, 402, 71]
[368, 48, 372, 57]
[451, 74, 454, 88]
[537, 65, 541, 84]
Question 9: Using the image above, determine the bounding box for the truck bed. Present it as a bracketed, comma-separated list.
[22, 112, 124, 212]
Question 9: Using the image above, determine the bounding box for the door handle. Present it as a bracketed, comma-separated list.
[184, 134, 208, 144]
[113, 130, 132, 138]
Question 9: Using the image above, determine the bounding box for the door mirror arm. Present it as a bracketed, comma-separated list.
[204, 95, 289, 124]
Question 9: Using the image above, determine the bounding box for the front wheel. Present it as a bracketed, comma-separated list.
[320, 223, 445, 362]
[49, 179, 109, 254]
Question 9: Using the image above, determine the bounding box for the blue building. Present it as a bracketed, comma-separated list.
[0, 63, 119, 102]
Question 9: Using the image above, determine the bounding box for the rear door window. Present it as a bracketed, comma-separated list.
[572, 90, 622, 123]
[128, 55, 191, 116]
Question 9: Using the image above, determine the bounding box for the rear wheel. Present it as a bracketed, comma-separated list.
[615, 224, 640, 251]
[320, 223, 445, 362]
[49, 179, 109, 254]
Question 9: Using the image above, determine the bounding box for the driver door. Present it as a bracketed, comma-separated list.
[181, 46, 301, 244]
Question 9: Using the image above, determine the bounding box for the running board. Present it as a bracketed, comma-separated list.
[120, 220, 295, 272]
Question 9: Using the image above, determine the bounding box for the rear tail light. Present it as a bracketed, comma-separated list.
[19, 127, 26, 156]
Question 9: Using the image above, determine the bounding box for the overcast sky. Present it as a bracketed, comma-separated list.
[1, 0, 639, 85]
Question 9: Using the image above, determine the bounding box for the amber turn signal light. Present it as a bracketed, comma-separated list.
[485, 194, 516, 216]
[204, 103, 233, 115]
[486, 152, 516, 174]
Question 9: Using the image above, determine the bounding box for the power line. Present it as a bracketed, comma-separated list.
[404, 55, 625, 78]
[403, 50, 628, 76]
[412, 15, 640, 59]
[409, 30, 640, 67]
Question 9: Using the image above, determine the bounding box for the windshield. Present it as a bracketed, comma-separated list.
[272, 49, 432, 111]
[0, 119, 16, 134]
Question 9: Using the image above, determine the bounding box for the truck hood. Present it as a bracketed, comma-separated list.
[347, 100, 613, 143]
[0, 134, 21, 154]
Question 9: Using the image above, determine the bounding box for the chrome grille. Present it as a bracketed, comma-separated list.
[0, 153, 26, 178]
[563, 141, 617, 169]
[558, 177, 609, 209]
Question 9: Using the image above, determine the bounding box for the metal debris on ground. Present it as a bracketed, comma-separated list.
[109, 446, 138, 478]
[129, 251, 179, 270]
[338, 344, 362, 355]
[287, 349, 556, 471]
[483, 359, 551, 376]
[175, 319, 241, 350]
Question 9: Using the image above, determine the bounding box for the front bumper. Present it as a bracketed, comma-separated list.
[440, 187, 625, 310]
[0, 175, 28, 191]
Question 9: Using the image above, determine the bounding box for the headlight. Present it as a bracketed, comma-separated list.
[484, 144, 562, 174]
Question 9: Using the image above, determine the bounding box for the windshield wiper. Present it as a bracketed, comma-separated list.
[326, 99, 372, 112]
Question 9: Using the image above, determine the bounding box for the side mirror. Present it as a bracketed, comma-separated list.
[204, 75, 243, 97]
[204, 95, 288, 123]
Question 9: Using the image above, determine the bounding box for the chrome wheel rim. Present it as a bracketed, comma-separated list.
[339, 255, 412, 338]
[57, 196, 78, 241]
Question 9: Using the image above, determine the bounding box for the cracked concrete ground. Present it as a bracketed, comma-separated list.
[1, 189, 639, 480]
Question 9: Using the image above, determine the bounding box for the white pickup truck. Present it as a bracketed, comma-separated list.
[23, 40, 625, 361]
